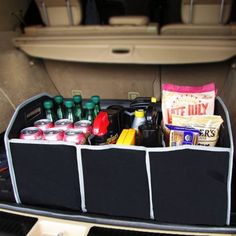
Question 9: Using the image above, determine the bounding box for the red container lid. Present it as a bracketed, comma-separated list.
[92, 112, 109, 136]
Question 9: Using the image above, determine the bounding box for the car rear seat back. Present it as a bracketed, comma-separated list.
[35, 0, 82, 26]
[161, 0, 233, 36]
[31, 0, 158, 35]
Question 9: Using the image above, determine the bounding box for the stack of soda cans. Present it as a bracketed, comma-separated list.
[20, 95, 100, 145]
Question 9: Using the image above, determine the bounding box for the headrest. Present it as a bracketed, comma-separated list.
[109, 16, 150, 26]
[35, 0, 82, 26]
[181, 0, 232, 24]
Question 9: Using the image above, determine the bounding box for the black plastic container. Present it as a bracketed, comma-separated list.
[138, 124, 162, 147]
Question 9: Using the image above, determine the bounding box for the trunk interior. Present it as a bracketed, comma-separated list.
[1, 0, 236, 235]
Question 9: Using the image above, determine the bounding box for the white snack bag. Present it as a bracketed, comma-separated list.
[162, 83, 216, 125]
[172, 115, 224, 147]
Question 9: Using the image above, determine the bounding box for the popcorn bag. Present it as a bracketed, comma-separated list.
[162, 83, 216, 125]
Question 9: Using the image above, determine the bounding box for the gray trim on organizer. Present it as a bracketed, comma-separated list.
[76, 146, 87, 213]
[80, 143, 230, 153]
[145, 151, 154, 220]
[9, 140, 231, 154]
[217, 96, 234, 226]
[10, 139, 77, 147]
[4, 93, 50, 204]
[4, 138, 20, 204]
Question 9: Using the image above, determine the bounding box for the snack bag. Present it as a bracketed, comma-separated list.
[162, 83, 216, 125]
[166, 124, 200, 147]
[172, 115, 223, 147]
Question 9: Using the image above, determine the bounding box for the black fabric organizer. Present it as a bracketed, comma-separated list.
[4, 93, 234, 226]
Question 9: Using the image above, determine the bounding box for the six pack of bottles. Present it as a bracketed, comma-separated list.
[20, 95, 102, 145]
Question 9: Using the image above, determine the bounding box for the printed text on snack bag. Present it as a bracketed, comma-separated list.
[167, 103, 209, 123]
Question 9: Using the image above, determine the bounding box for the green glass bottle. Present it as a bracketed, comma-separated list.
[73, 95, 83, 121]
[91, 95, 101, 117]
[43, 100, 57, 122]
[54, 95, 64, 120]
[85, 102, 95, 123]
[64, 100, 75, 123]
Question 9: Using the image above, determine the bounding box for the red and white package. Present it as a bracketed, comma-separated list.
[162, 83, 216, 125]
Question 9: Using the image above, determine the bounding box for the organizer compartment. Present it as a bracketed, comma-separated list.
[81, 148, 150, 219]
[5, 94, 82, 211]
[10, 142, 81, 210]
[149, 149, 229, 226]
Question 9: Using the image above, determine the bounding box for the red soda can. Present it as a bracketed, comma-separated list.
[20, 127, 43, 140]
[43, 128, 64, 141]
[55, 119, 73, 131]
[34, 119, 54, 131]
[74, 120, 92, 136]
[63, 129, 86, 145]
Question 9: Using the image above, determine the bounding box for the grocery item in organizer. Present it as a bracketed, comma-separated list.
[55, 119, 73, 131]
[162, 83, 216, 125]
[131, 110, 146, 132]
[64, 100, 75, 123]
[43, 100, 57, 123]
[34, 119, 54, 131]
[54, 95, 64, 120]
[166, 125, 200, 147]
[73, 95, 83, 121]
[85, 102, 96, 123]
[172, 115, 224, 147]
[43, 128, 64, 141]
[91, 95, 101, 117]
[20, 127, 43, 140]
[74, 120, 92, 136]
[116, 129, 136, 145]
[63, 129, 86, 145]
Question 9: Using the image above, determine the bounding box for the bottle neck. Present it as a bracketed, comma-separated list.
[86, 109, 94, 122]
[74, 103, 82, 121]
[56, 104, 63, 119]
[65, 107, 74, 122]
[94, 104, 100, 114]
[75, 103, 82, 109]
[46, 108, 55, 122]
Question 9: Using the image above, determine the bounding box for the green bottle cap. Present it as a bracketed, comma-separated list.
[64, 100, 74, 108]
[85, 102, 95, 110]
[54, 95, 63, 104]
[43, 100, 53, 109]
[73, 95, 82, 104]
[91, 95, 100, 104]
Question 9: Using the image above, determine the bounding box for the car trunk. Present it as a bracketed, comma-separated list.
[0, 29, 236, 234]
[0, 13, 236, 233]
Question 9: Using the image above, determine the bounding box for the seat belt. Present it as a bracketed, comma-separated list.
[219, 0, 225, 24]
[40, 0, 50, 25]
[188, 0, 194, 24]
[66, 0, 74, 25]
[85, 0, 100, 25]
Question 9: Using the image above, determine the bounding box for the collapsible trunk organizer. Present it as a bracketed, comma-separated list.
[4, 93, 234, 226]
